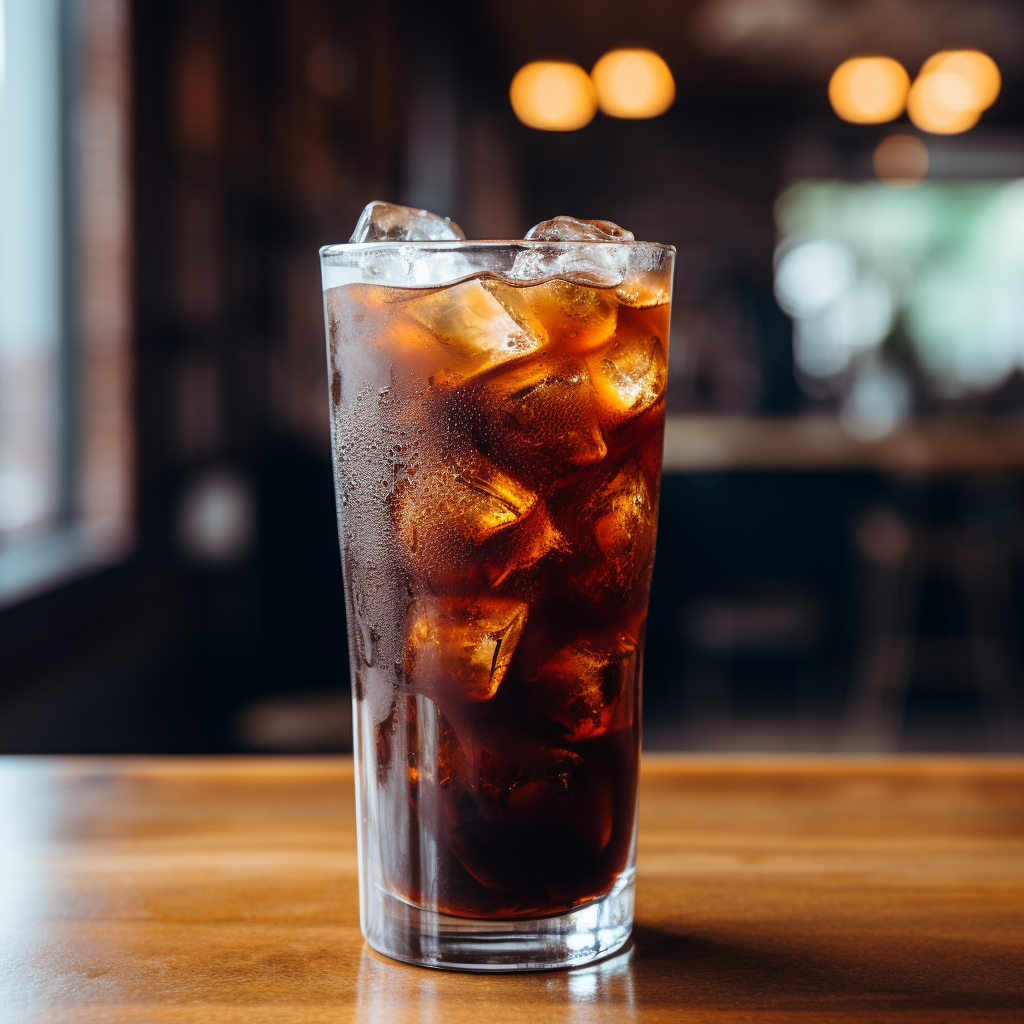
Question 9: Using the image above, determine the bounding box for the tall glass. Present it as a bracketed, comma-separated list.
[320, 239, 674, 970]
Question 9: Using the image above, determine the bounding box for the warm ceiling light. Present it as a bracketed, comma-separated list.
[918, 50, 1000, 111]
[509, 62, 597, 131]
[591, 49, 675, 119]
[907, 72, 981, 134]
[907, 49, 1000, 135]
[873, 134, 929, 188]
[828, 57, 910, 124]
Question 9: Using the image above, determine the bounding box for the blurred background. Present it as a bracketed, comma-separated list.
[2, 0, 1024, 754]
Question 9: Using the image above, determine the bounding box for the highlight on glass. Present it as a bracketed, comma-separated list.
[509, 61, 597, 131]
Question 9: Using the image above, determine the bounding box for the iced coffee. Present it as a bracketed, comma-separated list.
[322, 203, 674, 969]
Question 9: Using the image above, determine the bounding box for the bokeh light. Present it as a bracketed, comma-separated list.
[906, 51, 999, 136]
[774, 240, 856, 318]
[828, 57, 909, 124]
[840, 361, 910, 440]
[509, 62, 597, 131]
[176, 469, 256, 564]
[873, 134, 929, 188]
[919, 50, 1000, 111]
[776, 238, 895, 382]
[907, 265, 1024, 391]
[590, 49, 675, 119]
[792, 275, 894, 379]
[907, 71, 981, 134]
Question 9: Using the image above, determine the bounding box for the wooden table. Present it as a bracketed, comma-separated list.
[1, 756, 1022, 1023]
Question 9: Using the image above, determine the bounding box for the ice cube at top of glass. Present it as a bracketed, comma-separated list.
[320, 201, 675, 972]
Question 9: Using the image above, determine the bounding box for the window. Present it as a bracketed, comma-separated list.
[0, 0, 132, 602]
[0, 0, 63, 539]
[775, 177, 1024, 440]
[777, 179, 1024, 395]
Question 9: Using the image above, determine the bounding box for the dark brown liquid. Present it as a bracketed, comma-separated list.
[327, 271, 669, 918]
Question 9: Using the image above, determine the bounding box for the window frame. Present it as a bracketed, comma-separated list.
[0, 0, 134, 609]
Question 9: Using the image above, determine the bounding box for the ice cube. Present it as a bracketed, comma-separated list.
[525, 216, 634, 242]
[486, 501, 565, 587]
[402, 278, 545, 385]
[435, 710, 464, 788]
[350, 200, 465, 242]
[589, 460, 654, 564]
[325, 283, 448, 400]
[477, 744, 581, 808]
[447, 741, 596, 893]
[452, 741, 614, 885]
[452, 459, 537, 543]
[534, 633, 638, 741]
[509, 244, 630, 289]
[572, 458, 656, 599]
[470, 356, 608, 470]
[615, 275, 671, 309]
[395, 446, 537, 554]
[392, 443, 565, 589]
[507, 216, 633, 289]
[588, 329, 667, 425]
[486, 278, 617, 354]
[404, 596, 528, 702]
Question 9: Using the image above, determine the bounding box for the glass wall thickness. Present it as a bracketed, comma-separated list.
[321, 240, 674, 970]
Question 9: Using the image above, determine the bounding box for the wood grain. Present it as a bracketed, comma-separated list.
[0, 755, 1021, 1022]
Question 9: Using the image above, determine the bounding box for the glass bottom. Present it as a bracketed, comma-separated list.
[362, 870, 635, 972]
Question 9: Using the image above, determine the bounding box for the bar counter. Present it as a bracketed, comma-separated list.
[1, 755, 1022, 1022]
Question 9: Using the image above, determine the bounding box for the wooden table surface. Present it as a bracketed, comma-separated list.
[1, 756, 1022, 1023]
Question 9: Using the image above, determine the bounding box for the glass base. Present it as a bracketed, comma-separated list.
[362, 871, 635, 972]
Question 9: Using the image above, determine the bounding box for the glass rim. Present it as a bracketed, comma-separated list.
[320, 239, 676, 258]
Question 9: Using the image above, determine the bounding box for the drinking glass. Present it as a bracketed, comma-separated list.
[321, 238, 674, 970]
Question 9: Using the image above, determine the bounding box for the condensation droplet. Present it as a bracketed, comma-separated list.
[352, 586, 376, 667]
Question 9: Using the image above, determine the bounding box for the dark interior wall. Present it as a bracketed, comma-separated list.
[646, 470, 1024, 753]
